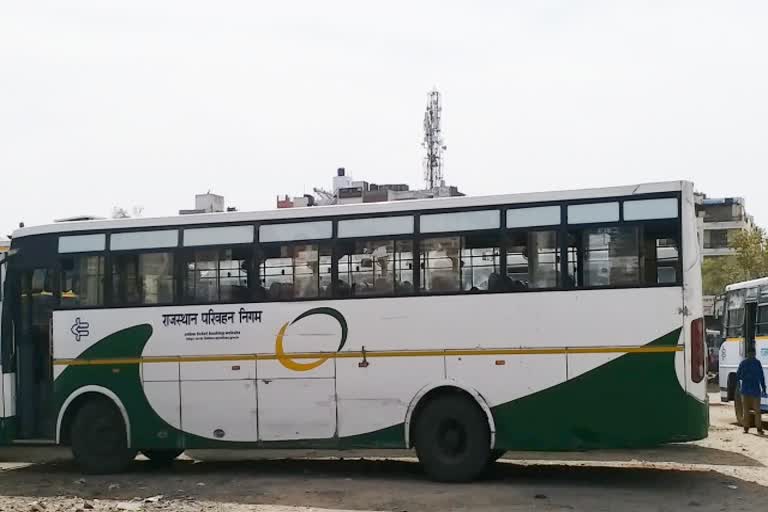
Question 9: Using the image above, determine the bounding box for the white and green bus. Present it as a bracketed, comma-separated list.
[0, 181, 708, 481]
[718, 277, 768, 424]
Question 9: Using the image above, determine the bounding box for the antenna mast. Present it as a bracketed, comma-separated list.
[422, 89, 446, 190]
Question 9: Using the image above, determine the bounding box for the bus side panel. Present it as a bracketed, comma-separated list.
[719, 340, 741, 402]
[681, 181, 707, 401]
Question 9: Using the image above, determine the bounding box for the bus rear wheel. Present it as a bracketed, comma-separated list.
[71, 397, 136, 474]
[414, 394, 490, 482]
[141, 449, 184, 464]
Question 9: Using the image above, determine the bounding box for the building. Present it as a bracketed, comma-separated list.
[695, 194, 755, 322]
[180, 192, 236, 215]
[277, 168, 463, 209]
[697, 195, 755, 257]
[0, 239, 9, 253]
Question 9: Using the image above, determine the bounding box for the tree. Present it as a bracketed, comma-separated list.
[702, 227, 768, 296]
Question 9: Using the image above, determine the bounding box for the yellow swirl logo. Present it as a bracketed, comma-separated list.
[275, 307, 348, 371]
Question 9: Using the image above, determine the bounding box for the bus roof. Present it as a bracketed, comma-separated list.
[11, 180, 687, 239]
[725, 277, 768, 292]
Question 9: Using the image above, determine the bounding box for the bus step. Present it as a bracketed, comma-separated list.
[11, 439, 56, 445]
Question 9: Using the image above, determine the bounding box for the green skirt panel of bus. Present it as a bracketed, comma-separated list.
[53, 323, 707, 451]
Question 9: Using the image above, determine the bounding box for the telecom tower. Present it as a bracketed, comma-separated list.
[422, 89, 446, 190]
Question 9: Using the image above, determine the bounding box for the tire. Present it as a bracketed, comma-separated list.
[489, 449, 505, 462]
[141, 449, 184, 464]
[735, 389, 746, 427]
[414, 394, 491, 482]
[71, 397, 136, 474]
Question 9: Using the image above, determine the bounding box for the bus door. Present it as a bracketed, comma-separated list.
[16, 267, 57, 439]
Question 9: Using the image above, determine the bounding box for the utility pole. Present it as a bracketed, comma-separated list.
[422, 89, 446, 190]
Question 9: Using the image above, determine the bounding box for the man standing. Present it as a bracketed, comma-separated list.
[737, 348, 767, 434]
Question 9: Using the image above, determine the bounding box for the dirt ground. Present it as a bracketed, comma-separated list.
[1, 393, 767, 512]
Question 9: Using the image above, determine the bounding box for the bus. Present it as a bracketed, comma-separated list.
[718, 277, 768, 424]
[0, 181, 708, 481]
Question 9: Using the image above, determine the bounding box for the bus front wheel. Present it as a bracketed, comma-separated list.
[414, 394, 490, 482]
[71, 397, 136, 474]
[141, 449, 184, 464]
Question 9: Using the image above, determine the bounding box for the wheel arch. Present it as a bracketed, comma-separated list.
[56, 385, 132, 447]
[404, 380, 496, 449]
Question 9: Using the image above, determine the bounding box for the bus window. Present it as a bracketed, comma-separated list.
[641, 225, 680, 285]
[112, 252, 175, 305]
[261, 244, 330, 300]
[184, 247, 251, 303]
[420, 237, 461, 293]
[575, 226, 640, 287]
[60, 255, 105, 308]
[756, 304, 768, 337]
[394, 240, 414, 295]
[337, 239, 415, 297]
[420, 234, 501, 294]
[460, 232, 500, 292]
[184, 249, 218, 303]
[338, 240, 394, 297]
[506, 231, 559, 290]
[725, 290, 745, 339]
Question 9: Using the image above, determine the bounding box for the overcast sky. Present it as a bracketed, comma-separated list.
[1, 1, 767, 238]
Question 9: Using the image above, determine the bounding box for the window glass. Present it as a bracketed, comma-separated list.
[507, 206, 560, 228]
[259, 221, 332, 243]
[111, 230, 178, 251]
[641, 225, 680, 285]
[623, 198, 678, 221]
[112, 252, 175, 305]
[569, 227, 640, 287]
[337, 240, 414, 297]
[726, 290, 745, 338]
[60, 255, 105, 307]
[567, 202, 619, 224]
[58, 234, 105, 253]
[184, 247, 251, 303]
[420, 210, 500, 234]
[219, 248, 251, 301]
[460, 233, 500, 291]
[185, 249, 218, 303]
[184, 226, 253, 247]
[506, 231, 559, 290]
[338, 240, 394, 296]
[420, 237, 460, 292]
[756, 305, 768, 337]
[337, 216, 413, 238]
[394, 240, 415, 295]
[260, 244, 331, 300]
[420, 234, 501, 293]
